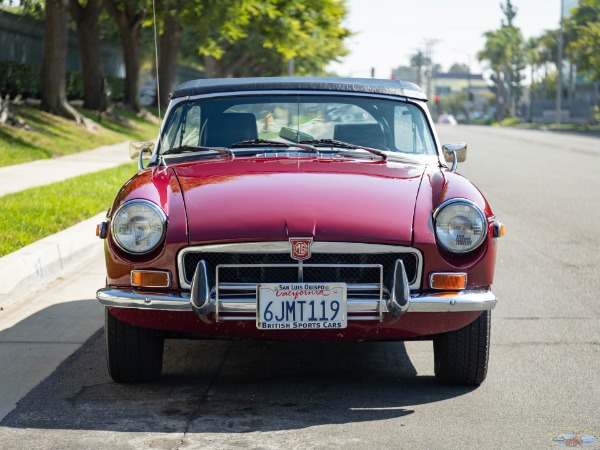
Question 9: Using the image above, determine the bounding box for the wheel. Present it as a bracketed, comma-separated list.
[105, 308, 164, 383]
[433, 310, 491, 386]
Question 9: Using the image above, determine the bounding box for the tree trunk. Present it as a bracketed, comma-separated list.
[121, 27, 141, 111]
[496, 69, 503, 122]
[157, 14, 183, 110]
[69, 0, 107, 112]
[0, 96, 9, 125]
[220, 52, 251, 78]
[104, 0, 145, 112]
[203, 56, 223, 78]
[41, 0, 83, 123]
[567, 60, 574, 106]
[504, 66, 513, 117]
[529, 64, 534, 122]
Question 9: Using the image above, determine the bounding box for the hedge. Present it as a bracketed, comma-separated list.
[0, 59, 124, 103]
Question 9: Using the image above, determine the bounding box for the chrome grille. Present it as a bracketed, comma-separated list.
[179, 242, 421, 290]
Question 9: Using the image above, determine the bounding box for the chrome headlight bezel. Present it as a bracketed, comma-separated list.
[433, 198, 488, 254]
[110, 199, 167, 255]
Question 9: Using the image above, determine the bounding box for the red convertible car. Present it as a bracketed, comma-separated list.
[96, 77, 503, 386]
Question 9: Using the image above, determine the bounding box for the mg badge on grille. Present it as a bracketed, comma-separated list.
[290, 237, 313, 261]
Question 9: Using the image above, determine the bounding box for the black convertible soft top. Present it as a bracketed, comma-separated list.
[171, 77, 427, 101]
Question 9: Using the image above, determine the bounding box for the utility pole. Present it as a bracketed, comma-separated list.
[556, 0, 564, 125]
[423, 39, 439, 99]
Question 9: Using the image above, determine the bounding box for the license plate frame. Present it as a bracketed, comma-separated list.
[256, 283, 347, 330]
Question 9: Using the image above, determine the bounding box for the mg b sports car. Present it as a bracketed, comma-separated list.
[96, 77, 504, 386]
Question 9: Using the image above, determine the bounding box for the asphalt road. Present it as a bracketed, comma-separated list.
[1, 125, 599, 449]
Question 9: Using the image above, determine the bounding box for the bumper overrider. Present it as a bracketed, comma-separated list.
[97, 259, 497, 321]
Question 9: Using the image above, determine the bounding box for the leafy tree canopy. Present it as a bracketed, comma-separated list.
[566, 0, 600, 80]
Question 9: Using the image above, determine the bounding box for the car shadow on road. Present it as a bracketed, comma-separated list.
[2, 310, 477, 434]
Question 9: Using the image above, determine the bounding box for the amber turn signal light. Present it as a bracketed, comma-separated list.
[96, 222, 108, 239]
[131, 270, 171, 288]
[429, 273, 467, 290]
[493, 221, 505, 238]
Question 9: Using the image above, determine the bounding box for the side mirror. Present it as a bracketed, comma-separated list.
[442, 142, 467, 172]
[129, 141, 155, 160]
[129, 141, 154, 170]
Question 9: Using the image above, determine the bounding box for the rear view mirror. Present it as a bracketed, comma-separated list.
[279, 126, 314, 143]
[129, 141, 155, 160]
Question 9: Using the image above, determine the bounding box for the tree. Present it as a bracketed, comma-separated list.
[198, 0, 349, 78]
[104, 0, 147, 112]
[478, 29, 507, 120]
[500, 0, 517, 26]
[40, 0, 83, 122]
[409, 50, 430, 86]
[448, 63, 470, 74]
[154, 0, 261, 107]
[69, 0, 107, 111]
[156, 10, 183, 108]
[477, 0, 526, 119]
[566, 0, 600, 81]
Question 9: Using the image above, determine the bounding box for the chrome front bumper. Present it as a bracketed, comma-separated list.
[97, 288, 497, 319]
[97, 259, 497, 321]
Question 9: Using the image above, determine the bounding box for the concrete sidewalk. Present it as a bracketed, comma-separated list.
[0, 141, 132, 303]
[0, 250, 106, 421]
[0, 141, 131, 196]
[0, 142, 135, 420]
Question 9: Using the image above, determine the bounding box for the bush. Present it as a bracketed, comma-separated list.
[0, 60, 41, 98]
[0, 60, 124, 103]
[66, 72, 84, 100]
[105, 75, 124, 103]
[498, 117, 521, 127]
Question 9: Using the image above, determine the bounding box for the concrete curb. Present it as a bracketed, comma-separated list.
[0, 213, 105, 306]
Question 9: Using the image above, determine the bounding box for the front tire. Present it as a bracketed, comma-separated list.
[105, 309, 164, 383]
[433, 310, 491, 386]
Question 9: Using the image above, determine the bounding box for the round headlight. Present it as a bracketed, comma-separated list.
[111, 200, 167, 254]
[434, 199, 487, 253]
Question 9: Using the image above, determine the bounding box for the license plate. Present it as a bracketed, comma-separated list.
[257, 283, 347, 330]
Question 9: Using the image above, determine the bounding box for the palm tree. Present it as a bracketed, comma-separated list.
[538, 29, 559, 100]
[479, 25, 526, 120]
[478, 29, 508, 121]
[525, 37, 541, 121]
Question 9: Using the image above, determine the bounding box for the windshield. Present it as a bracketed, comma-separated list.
[160, 94, 437, 157]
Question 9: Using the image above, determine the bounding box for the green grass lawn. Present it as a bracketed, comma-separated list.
[0, 162, 137, 257]
[0, 104, 158, 167]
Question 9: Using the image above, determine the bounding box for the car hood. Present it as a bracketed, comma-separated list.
[173, 157, 426, 244]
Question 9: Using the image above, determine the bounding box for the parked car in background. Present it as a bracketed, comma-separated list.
[437, 113, 458, 125]
[97, 77, 503, 386]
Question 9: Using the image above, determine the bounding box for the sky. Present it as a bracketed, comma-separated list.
[326, 0, 567, 79]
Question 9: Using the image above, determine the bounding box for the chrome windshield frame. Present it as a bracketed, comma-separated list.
[151, 90, 444, 167]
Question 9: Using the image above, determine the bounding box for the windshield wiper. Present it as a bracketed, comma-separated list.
[162, 145, 234, 159]
[231, 139, 291, 148]
[232, 139, 321, 155]
[299, 139, 387, 160]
